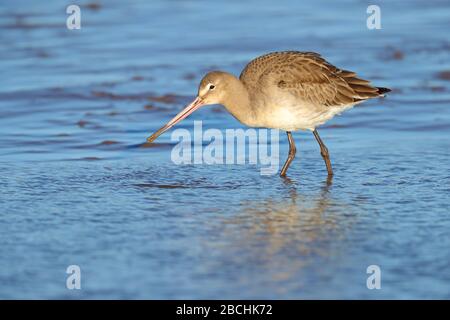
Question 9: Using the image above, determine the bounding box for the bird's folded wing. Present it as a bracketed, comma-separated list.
[242, 52, 380, 107]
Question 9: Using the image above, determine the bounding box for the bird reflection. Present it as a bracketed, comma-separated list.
[217, 176, 356, 284]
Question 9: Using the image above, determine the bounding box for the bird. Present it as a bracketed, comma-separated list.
[147, 51, 390, 177]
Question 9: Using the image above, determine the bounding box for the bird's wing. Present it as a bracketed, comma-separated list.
[240, 51, 380, 107]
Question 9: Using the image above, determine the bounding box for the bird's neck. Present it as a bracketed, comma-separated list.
[222, 78, 256, 127]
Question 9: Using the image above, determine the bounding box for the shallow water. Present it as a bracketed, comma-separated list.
[0, 0, 449, 299]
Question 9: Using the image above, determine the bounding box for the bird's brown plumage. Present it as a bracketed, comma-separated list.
[239, 51, 387, 108]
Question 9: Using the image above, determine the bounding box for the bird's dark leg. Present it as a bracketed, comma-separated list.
[280, 131, 296, 177]
[313, 129, 333, 176]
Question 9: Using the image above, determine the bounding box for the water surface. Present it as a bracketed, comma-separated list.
[0, 0, 449, 299]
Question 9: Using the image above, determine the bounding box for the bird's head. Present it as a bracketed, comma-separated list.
[146, 71, 232, 143]
[197, 71, 232, 105]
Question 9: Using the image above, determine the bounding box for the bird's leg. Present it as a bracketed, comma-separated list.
[313, 129, 333, 176]
[280, 131, 296, 177]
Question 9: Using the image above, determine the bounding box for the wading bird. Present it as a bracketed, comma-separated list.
[147, 51, 390, 177]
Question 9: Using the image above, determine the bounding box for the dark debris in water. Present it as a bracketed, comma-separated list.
[147, 94, 179, 104]
[83, 2, 102, 11]
[89, 91, 183, 104]
[3, 18, 60, 30]
[325, 124, 347, 129]
[91, 91, 149, 101]
[143, 104, 167, 112]
[182, 73, 197, 80]
[136, 142, 173, 149]
[430, 86, 446, 92]
[133, 183, 189, 189]
[76, 120, 103, 130]
[80, 157, 102, 161]
[436, 71, 450, 81]
[99, 140, 120, 146]
[77, 120, 89, 128]
[211, 106, 225, 113]
[35, 50, 50, 58]
[144, 104, 156, 110]
[380, 46, 405, 61]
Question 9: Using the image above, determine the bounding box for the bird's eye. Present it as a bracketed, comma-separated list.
[209, 84, 215, 90]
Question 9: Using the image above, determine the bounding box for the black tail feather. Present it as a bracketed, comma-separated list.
[377, 87, 391, 95]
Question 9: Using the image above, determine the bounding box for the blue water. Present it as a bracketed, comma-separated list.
[0, 0, 449, 299]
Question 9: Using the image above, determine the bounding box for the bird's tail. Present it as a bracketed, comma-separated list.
[377, 87, 391, 96]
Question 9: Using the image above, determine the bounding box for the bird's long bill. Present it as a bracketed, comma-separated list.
[147, 96, 204, 143]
